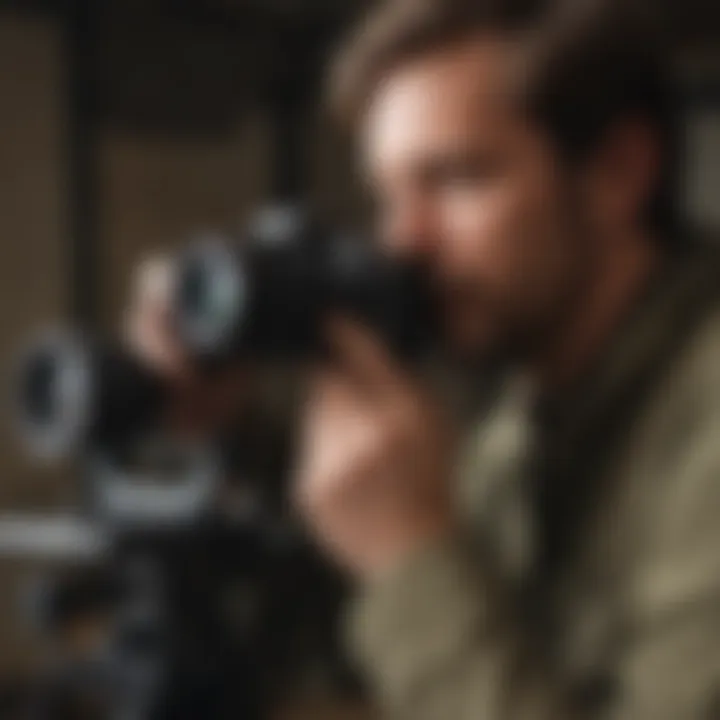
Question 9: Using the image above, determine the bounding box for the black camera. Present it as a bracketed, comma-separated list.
[176, 206, 436, 363]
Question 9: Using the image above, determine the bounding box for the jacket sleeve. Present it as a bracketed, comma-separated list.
[347, 535, 575, 720]
[346, 412, 720, 720]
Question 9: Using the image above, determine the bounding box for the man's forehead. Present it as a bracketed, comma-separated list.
[360, 37, 518, 165]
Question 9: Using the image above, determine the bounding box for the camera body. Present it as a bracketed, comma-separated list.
[177, 206, 436, 364]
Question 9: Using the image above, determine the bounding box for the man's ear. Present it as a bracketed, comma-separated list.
[582, 120, 662, 238]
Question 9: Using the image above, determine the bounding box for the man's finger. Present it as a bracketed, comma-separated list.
[135, 255, 175, 307]
[304, 368, 363, 430]
[325, 318, 405, 396]
[124, 255, 192, 381]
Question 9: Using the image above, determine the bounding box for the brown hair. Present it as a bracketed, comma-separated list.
[329, 0, 681, 241]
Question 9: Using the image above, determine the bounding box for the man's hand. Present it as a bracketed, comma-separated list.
[294, 319, 455, 581]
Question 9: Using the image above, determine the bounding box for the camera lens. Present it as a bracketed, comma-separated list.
[176, 239, 247, 358]
[14, 333, 93, 459]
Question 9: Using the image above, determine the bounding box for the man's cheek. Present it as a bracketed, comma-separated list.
[452, 187, 522, 256]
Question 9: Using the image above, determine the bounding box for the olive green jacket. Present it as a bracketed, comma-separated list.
[348, 243, 720, 719]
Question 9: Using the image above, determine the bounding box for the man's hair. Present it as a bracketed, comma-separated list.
[329, 0, 681, 242]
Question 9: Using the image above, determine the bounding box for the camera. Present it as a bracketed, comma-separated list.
[176, 206, 436, 363]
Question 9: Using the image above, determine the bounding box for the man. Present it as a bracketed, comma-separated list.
[130, 0, 720, 717]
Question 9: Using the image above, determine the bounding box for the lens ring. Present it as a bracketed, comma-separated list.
[176, 236, 247, 357]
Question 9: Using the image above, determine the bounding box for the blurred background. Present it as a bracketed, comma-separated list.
[0, 0, 718, 716]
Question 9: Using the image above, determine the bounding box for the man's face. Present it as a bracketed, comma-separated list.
[362, 39, 592, 364]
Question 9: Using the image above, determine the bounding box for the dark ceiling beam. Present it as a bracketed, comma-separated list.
[0, 0, 69, 16]
[0, 0, 364, 26]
